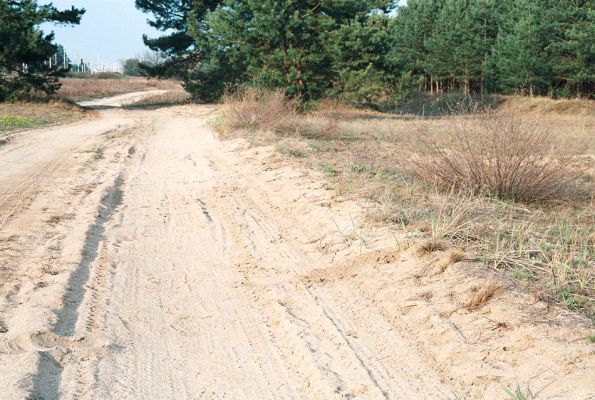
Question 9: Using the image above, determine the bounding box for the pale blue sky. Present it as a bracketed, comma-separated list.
[41, 0, 160, 65]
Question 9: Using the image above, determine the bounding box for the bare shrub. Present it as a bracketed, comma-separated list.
[410, 110, 574, 202]
[221, 89, 350, 139]
[222, 87, 297, 135]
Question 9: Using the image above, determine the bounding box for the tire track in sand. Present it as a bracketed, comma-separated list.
[29, 174, 125, 399]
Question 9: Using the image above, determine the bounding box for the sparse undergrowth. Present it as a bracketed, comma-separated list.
[219, 89, 595, 318]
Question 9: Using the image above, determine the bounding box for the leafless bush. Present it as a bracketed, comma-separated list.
[410, 110, 575, 202]
[222, 88, 298, 135]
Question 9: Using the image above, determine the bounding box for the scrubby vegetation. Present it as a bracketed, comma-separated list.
[219, 88, 595, 318]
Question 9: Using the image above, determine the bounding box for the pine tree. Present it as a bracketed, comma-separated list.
[387, 0, 443, 94]
[489, 0, 552, 96]
[545, 0, 594, 97]
[185, 0, 390, 101]
[135, 0, 223, 77]
[425, 0, 497, 95]
[331, 13, 394, 105]
[0, 0, 84, 100]
[137, 0, 593, 101]
[122, 58, 142, 76]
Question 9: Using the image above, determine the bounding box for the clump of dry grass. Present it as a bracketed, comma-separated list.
[58, 77, 182, 100]
[311, 98, 366, 121]
[465, 281, 501, 310]
[417, 240, 446, 256]
[410, 110, 575, 202]
[46, 213, 74, 225]
[221, 88, 351, 140]
[437, 250, 466, 273]
[449, 250, 465, 264]
[221, 88, 297, 135]
[502, 96, 595, 115]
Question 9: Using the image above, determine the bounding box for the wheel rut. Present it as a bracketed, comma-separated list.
[29, 174, 125, 399]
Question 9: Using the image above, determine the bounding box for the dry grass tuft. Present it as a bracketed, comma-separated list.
[449, 250, 465, 264]
[417, 240, 446, 256]
[410, 110, 575, 202]
[221, 88, 297, 135]
[465, 281, 501, 310]
[311, 98, 365, 121]
[46, 213, 74, 225]
[221, 88, 347, 140]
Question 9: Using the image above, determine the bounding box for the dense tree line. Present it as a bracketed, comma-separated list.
[0, 0, 84, 101]
[391, 0, 594, 99]
[138, 0, 593, 103]
[1, 1, 591, 102]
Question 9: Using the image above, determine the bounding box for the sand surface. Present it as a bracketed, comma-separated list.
[0, 92, 593, 399]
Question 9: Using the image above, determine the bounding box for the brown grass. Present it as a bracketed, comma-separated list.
[501, 96, 595, 115]
[58, 77, 182, 100]
[449, 251, 465, 264]
[417, 240, 446, 256]
[221, 88, 297, 135]
[465, 281, 501, 310]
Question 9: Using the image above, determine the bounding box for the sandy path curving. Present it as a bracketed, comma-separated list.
[0, 94, 593, 399]
[77, 89, 169, 109]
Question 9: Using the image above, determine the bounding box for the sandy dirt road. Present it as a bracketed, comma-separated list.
[0, 92, 593, 400]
